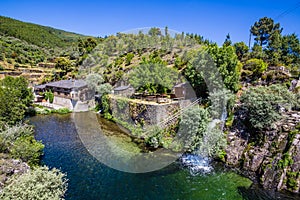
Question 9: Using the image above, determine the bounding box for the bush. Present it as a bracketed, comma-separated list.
[0, 166, 68, 200]
[244, 58, 267, 79]
[44, 91, 54, 103]
[10, 135, 44, 167]
[0, 124, 44, 167]
[240, 84, 299, 131]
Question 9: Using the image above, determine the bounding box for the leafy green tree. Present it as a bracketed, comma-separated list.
[183, 45, 241, 98]
[0, 76, 33, 125]
[281, 33, 300, 68]
[234, 42, 249, 61]
[177, 106, 209, 151]
[183, 62, 207, 98]
[0, 166, 67, 200]
[78, 37, 98, 55]
[250, 17, 282, 48]
[44, 90, 54, 103]
[129, 58, 178, 94]
[55, 57, 72, 77]
[10, 135, 44, 167]
[177, 106, 226, 156]
[125, 53, 134, 66]
[86, 73, 112, 95]
[240, 84, 299, 131]
[208, 45, 242, 93]
[250, 44, 267, 60]
[148, 28, 162, 37]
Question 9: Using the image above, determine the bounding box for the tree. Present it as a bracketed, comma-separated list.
[129, 58, 178, 94]
[148, 28, 162, 37]
[78, 37, 98, 55]
[0, 166, 67, 200]
[281, 33, 300, 68]
[250, 17, 282, 48]
[177, 106, 209, 151]
[234, 42, 249, 61]
[250, 44, 267, 60]
[55, 57, 72, 77]
[183, 45, 241, 98]
[240, 84, 299, 131]
[208, 44, 242, 93]
[85, 73, 112, 95]
[223, 33, 232, 46]
[0, 76, 33, 125]
[177, 106, 226, 157]
[267, 30, 282, 65]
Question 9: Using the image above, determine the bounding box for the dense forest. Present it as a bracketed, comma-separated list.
[0, 15, 300, 198]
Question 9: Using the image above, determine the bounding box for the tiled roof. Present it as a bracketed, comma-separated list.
[35, 79, 87, 90]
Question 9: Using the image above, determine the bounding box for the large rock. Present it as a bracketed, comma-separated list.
[0, 155, 30, 189]
[225, 111, 300, 194]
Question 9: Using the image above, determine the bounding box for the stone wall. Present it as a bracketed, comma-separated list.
[53, 96, 94, 112]
[53, 96, 73, 110]
[109, 96, 192, 130]
[225, 111, 300, 193]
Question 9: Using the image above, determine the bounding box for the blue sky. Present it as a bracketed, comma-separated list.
[1, 0, 300, 45]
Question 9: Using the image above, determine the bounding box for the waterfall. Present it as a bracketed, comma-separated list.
[179, 105, 227, 176]
[221, 106, 227, 122]
[180, 154, 213, 176]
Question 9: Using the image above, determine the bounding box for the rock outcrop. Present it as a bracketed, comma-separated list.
[0, 154, 30, 190]
[225, 111, 300, 193]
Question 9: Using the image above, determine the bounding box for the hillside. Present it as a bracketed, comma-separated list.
[0, 16, 96, 84]
[0, 16, 87, 48]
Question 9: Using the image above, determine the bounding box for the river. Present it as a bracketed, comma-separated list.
[30, 113, 291, 200]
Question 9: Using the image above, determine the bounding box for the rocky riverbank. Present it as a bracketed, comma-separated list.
[225, 111, 300, 194]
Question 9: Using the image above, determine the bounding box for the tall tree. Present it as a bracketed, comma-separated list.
[250, 17, 282, 48]
[281, 33, 300, 68]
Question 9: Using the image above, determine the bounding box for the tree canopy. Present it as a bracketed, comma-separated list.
[240, 84, 299, 131]
[250, 17, 282, 48]
[0, 76, 33, 125]
[129, 57, 179, 94]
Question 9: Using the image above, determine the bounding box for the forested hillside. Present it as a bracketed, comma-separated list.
[0, 16, 86, 48]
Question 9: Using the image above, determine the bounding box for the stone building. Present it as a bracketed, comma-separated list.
[173, 82, 195, 99]
[113, 85, 135, 97]
[34, 79, 94, 112]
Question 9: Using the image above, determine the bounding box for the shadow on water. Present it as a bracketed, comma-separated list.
[29, 112, 299, 200]
[238, 185, 300, 200]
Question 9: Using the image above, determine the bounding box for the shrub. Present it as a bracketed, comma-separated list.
[244, 58, 267, 78]
[0, 124, 44, 167]
[10, 135, 44, 167]
[240, 84, 299, 131]
[0, 166, 68, 200]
